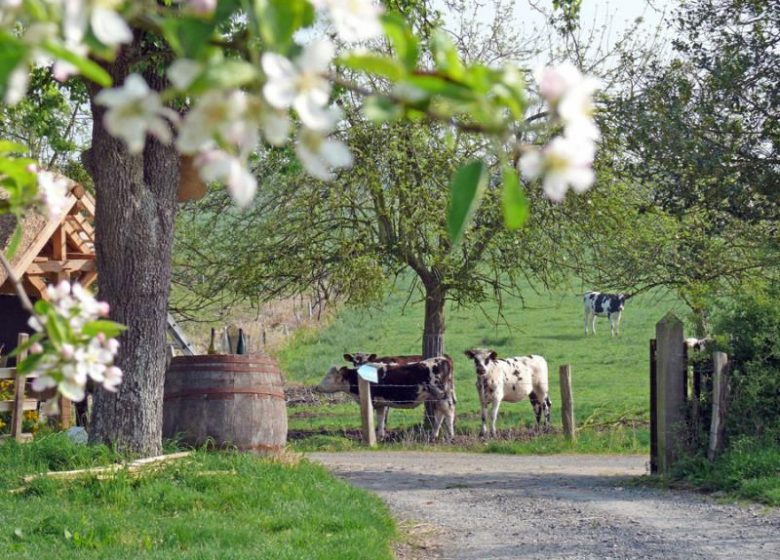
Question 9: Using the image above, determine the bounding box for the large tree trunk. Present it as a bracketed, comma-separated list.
[422, 283, 446, 429]
[84, 45, 179, 456]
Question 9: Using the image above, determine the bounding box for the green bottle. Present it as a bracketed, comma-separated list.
[236, 328, 246, 355]
[207, 328, 217, 355]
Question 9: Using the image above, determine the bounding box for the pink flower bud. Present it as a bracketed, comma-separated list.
[30, 342, 44, 354]
[61, 343, 75, 360]
[97, 301, 110, 316]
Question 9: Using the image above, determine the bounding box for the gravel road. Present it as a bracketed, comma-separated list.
[308, 452, 780, 560]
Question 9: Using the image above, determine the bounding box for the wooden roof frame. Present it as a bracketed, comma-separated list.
[0, 180, 97, 301]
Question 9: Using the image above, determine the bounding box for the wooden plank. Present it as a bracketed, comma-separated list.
[25, 276, 48, 300]
[80, 270, 98, 288]
[655, 313, 686, 475]
[10, 333, 29, 441]
[708, 352, 730, 462]
[0, 399, 38, 413]
[11, 193, 79, 279]
[0, 368, 38, 380]
[58, 394, 72, 430]
[27, 259, 96, 275]
[358, 377, 377, 447]
[166, 313, 196, 356]
[51, 225, 66, 261]
[20, 451, 193, 483]
[559, 364, 576, 442]
[649, 339, 658, 474]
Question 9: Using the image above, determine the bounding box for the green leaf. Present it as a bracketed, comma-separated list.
[381, 13, 419, 69]
[40, 41, 112, 87]
[447, 160, 488, 245]
[5, 223, 23, 259]
[160, 17, 216, 59]
[16, 351, 46, 375]
[340, 53, 405, 81]
[501, 166, 528, 229]
[82, 320, 127, 339]
[190, 60, 260, 93]
[0, 140, 27, 154]
[362, 95, 402, 122]
[430, 30, 464, 80]
[405, 75, 475, 102]
[0, 34, 27, 100]
[254, 0, 315, 52]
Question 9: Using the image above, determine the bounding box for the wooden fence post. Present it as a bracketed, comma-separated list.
[649, 339, 658, 474]
[559, 364, 575, 442]
[58, 395, 72, 430]
[10, 333, 29, 442]
[358, 377, 376, 447]
[655, 312, 685, 475]
[708, 351, 730, 462]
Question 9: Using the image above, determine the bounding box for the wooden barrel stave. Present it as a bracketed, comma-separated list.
[163, 355, 287, 451]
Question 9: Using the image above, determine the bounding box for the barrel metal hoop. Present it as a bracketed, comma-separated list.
[163, 388, 285, 401]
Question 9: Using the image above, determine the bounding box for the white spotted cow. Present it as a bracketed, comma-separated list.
[317, 356, 456, 441]
[584, 291, 630, 336]
[464, 348, 551, 437]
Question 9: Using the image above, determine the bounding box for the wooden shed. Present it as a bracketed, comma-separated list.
[0, 178, 96, 358]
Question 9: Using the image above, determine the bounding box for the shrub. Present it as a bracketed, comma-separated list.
[713, 286, 780, 441]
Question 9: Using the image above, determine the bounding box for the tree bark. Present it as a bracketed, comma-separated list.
[422, 283, 446, 429]
[84, 44, 179, 456]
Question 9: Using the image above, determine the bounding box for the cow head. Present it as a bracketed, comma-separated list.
[464, 348, 498, 376]
[616, 294, 627, 311]
[343, 352, 378, 366]
[316, 366, 351, 393]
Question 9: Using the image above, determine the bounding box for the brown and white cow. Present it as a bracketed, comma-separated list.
[464, 348, 551, 437]
[317, 356, 456, 441]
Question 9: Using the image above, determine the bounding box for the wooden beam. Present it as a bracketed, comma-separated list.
[10, 193, 79, 279]
[23, 276, 47, 300]
[80, 270, 97, 288]
[10, 333, 29, 442]
[51, 225, 66, 260]
[27, 259, 96, 275]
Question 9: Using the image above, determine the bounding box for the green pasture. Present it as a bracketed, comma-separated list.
[0, 434, 395, 560]
[277, 281, 689, 452]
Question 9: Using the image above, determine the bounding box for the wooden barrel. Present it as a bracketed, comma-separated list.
[163, 355, 287, 452]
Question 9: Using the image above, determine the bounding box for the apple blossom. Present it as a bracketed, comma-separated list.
[195, 149, 257, 208]
[95, 74, 180, 153]
[519, 136, 595, 202]
[63, 0, 132, 49]
[311, 0, 384, 42]
[36, 170, 71, 220]
[262, 39, 337, 131]
[295, 128, 353, 181]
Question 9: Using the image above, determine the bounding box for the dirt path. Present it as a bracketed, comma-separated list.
[309, 452, 780, 560]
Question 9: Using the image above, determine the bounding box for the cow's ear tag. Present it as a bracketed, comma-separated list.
[357, 364, 378, 383]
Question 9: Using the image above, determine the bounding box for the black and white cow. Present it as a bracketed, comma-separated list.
[583, 291, 629, 336]
[317, 356, 456, 441]
[464, 348, 551, 437]
[343, 352, 423, 367]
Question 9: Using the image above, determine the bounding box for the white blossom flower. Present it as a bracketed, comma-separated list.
[96, 74, 180, 153]
[103, 365, 123, 391]
[186, 0, 216, 15]
[4, 65, 30, 105]
[167, 59, 203, 91]
[260, 109, 291, 146]
[74, 338, 114, 383]
[37, 170, 71, 220]
[311, 0, 384, 42]
[295, 128, 353, 181]
[176, 90, 255, 154]
[519, 137, 595, 202]
[262, 39, 336, 131]
[534, 62, 601, 142]
[195, 149, 257, 208]
[63, 0, 132, 49]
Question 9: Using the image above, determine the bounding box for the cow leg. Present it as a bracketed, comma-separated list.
[431, 405, 445, 441]
[613, 311, 622, 336]
[478, 382, 488, 437]
[544, 396, 552, 427]
[584, 310, 591, 335]
[591, 313, 597, 335]
[489, 397, 502, 438]
[530, 391, 542, 427]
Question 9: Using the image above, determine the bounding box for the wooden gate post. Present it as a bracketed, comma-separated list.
[10, 333, 29, 441]
[559, 365, 575, 442]
[358, 377, 377, 447]
[708, 352, 729, 462]
[655, 312, 686, 475]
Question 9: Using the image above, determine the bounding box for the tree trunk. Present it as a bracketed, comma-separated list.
[422, 284, 446, 429]
[84, 46, 179, 456]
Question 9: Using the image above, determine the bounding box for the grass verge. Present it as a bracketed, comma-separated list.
[0, 433, 395, 559]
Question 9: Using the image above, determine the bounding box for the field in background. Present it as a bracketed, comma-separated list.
[276, 281, 689, 452]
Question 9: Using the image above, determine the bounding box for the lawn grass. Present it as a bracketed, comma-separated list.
[277, 279, 687, 452]
[0, 434, 395, 559]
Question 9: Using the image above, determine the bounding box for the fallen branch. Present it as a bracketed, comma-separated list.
[19, 451, 192, 483]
